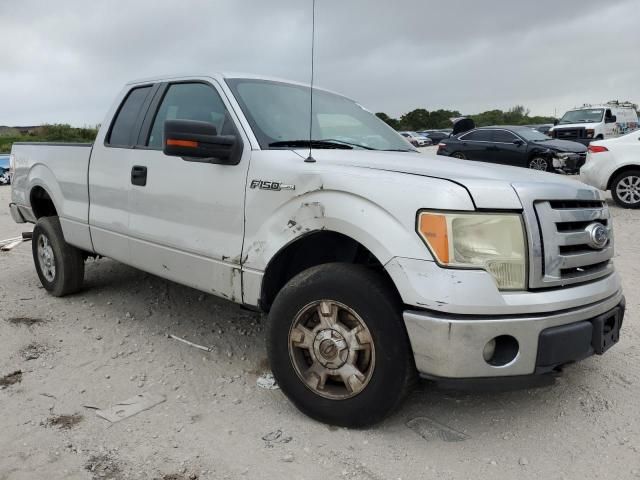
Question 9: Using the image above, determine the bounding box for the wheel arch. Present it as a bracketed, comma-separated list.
[258, 230, 403, 312]
[606, 164, 640, 190]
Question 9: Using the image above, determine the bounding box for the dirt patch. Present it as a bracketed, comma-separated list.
[0, 370, 22, 388]
[159, 474, 198, 480]
[20, 342, 47, 361]
[85, 454, 123, 480]
[7, 316, 46, 327]
[46, 413, 83, 430]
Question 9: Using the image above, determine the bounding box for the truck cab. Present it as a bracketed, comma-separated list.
[549, 102, 639, 145]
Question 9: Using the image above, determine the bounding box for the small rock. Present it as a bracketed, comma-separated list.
[519, 457, 529, 466]
[232, 398, 242, 405]
[281, 453, 295, 463]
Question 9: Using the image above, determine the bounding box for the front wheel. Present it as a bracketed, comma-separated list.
[528, 156, 549, 171]
[32, 216, 85, 296]
[267, 263, 415, 427]
[451, 152, 466, 160]
[611, 170, 640, 208]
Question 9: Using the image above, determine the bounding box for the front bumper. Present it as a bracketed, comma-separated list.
[9, 203, 27, 223]
[552, 153, 586, 174]
[403, 292, 624, 378]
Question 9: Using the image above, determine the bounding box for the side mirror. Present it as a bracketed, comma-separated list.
[513, 139, 524, 146]
[553, 119, 559, 126]
[163, 119, 241, 165]
[605, 115, 617, 124]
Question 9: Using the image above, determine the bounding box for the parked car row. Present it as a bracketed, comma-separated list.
[398, 131, 433, 147]
[0, 154, 11, 185]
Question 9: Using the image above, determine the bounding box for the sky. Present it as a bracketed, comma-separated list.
[1, 0, 638, 126]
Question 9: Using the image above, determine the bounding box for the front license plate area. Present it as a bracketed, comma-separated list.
[591, 307, 622, 355]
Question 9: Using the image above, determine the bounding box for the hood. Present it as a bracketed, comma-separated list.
[297, 149, 600, 209]
[531, 139, 587, 153]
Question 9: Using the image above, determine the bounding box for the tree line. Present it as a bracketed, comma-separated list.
[0, 124, 99, 152]
[376, 105, 556, 131]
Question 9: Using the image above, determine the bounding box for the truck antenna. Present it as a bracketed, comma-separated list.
[304, 0, 316, 163]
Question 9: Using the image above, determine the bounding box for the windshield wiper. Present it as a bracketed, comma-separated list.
[268, 140, 352, 149]
[318, 138, 375, 150]
[382, 148, 415, 152]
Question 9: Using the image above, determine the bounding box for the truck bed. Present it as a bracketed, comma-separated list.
[10, 142, 93, 248]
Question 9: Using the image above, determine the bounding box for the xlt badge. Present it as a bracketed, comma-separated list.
[250, 180, 295, 191]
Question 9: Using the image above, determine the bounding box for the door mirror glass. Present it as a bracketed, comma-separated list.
[605, 115, 617, 124]
[163, 119, 238, 164]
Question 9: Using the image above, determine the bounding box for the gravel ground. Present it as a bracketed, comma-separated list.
[1, 181, 639, 480]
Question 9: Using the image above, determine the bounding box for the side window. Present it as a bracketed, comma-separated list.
[147, 83, 231, 149]
[107, 86, 153, 147]
[461, 130, 491, 141]
[492, 130, 518, 143]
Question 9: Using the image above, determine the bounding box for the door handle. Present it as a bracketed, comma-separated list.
[131, 165, 147, 186]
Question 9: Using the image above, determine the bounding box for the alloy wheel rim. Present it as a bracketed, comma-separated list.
[288, 300, 375, 400]
[37, 234, 56, 282]
[616, 175, 640, 204]
[530, 158, 547, 170]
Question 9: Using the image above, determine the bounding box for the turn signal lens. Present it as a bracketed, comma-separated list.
[417, 213, 449, 263]
[166, 139, 198, 148]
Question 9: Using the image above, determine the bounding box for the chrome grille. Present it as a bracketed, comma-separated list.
[532, 199, 614, 287]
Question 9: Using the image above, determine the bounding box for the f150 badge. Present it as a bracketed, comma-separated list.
[250, 180, 295, 191]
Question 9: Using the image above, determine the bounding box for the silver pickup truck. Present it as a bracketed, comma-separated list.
[9, 74, 624, 426]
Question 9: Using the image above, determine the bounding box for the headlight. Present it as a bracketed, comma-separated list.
[417, 211, 527, 290]
[554, 152, 570, 159]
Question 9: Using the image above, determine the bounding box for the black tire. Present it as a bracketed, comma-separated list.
[451, 152, 466, 160]
[32, 216, 85, 297]
[528, 156, 549, 171]
[611, 169, 640, 209]
[267, 263, 416, 427]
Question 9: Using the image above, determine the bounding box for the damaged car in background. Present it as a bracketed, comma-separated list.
[437, 124, 587, 173]
[8, 74, 624, 427]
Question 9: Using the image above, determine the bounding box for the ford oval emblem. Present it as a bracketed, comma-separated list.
[585, 223, 609, 249]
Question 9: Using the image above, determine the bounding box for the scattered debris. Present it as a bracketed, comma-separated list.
[161, 474, 199, 480]
[40, 392, 57, 399]
[0, 370, 22, 388]
[256, 372, 279, 390]
[82, 404, 101, 410]
[47, 413, 83, 429]
[281, 453, 295, 463]
[406, 417, 470, 442]
[96, 392, 166, 423]
[20, 342, 47, 360]
[0, 233, 31, 251]
[168, 334, 214, 353]
[85, 454, 123, 480]
[262, 429, 292, 447]
[7, 316, 45, 327]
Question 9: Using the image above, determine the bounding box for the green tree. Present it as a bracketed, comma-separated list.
[375, 112, 400, 130]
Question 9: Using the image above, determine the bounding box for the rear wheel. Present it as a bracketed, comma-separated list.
[451, 152, 466, 160]
[611, 170, 640, 208]
[528, 156, 549, 171]
[32, 216, 85, 296]
[267, 263, 415, 427]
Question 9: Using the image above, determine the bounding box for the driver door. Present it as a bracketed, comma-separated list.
[126, 79, 250, 300]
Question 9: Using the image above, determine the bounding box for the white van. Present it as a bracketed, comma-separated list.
[549, 101, 639, 145]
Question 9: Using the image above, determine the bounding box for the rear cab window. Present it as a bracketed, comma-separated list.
[106, 86, 154, 147]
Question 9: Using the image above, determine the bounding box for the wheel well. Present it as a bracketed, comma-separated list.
[607, 165, 640, 190]
[30, 186, 58, 218]
[259, 231, 400, 312]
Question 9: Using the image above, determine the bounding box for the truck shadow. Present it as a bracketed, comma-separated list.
[81, 258, 610, 440]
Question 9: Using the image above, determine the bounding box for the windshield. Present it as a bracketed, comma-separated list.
[226, 79, 414, 151]
[516, 128, 551, 141]
[559, 109, 604, 124]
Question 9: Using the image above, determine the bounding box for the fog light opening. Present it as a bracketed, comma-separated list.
[483, 335, 519, 367]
